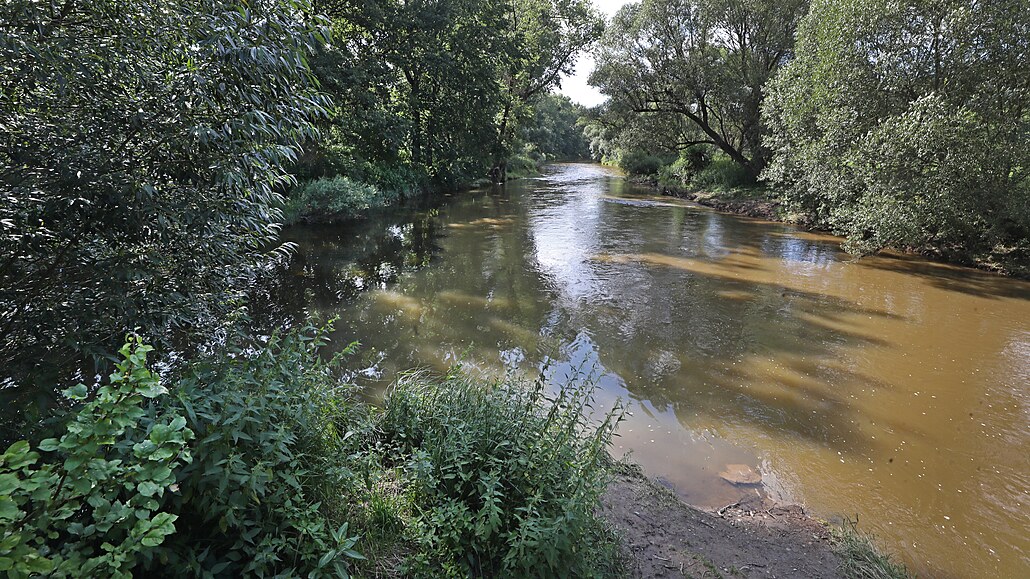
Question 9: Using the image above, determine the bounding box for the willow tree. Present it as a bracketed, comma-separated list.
[0, 0, 329, 391]
[591, 0, 808, 178]
[764, 0, 1030, 262]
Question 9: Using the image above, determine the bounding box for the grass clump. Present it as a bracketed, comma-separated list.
[833, 519, 913, 579]
[379, 371, 626, 578]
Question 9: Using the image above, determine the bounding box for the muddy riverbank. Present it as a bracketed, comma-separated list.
[604, 464, 858, 578]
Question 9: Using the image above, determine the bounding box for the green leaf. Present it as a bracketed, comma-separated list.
[37, 438, 60, 452]
[138, 512, 178, 547]
[63, 384, 89, 401]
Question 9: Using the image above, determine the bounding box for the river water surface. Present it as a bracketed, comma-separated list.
[262, 164, 1030, 577]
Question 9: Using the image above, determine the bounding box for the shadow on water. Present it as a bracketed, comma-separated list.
[861, 252, 1030, 301]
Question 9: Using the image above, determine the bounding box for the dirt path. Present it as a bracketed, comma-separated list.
[602, 470, 844, 578]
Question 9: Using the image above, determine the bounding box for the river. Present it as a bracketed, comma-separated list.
[260, 163, 1030, 577]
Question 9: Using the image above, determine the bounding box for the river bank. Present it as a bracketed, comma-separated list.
[603, 463, 908, 579]
[638, 177, 1029, 278]
[269, 164, 1030, 576]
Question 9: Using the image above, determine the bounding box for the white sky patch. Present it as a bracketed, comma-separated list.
[558, 0, 633, 107]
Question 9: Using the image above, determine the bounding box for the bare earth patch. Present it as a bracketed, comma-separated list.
[602, 470, 844, 578]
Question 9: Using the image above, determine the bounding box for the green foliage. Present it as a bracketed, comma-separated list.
[307, 0, 601, 185]
[657, 146, 712, 187]
[285, 176, 402, 223]
[590, 0, 809, 176]
[0, 0, 330, 389]
[764, 0, 1030, 267]
[505, 153, 543, 180]
[1, 328, 373, 578]
[0, 340, 192, 578]
[380, 372, 624, 577]
[518, 93, 592, 162]
[620, 150, 666, 176]
[148, 327, 367, 577]
[3, 327, 630, 578]
[690, 158, 757, 191]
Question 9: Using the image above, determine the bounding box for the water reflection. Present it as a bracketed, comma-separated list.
[259, 164, 1030, 578]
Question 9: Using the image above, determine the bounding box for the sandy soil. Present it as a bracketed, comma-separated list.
[601, 470, 844, 578]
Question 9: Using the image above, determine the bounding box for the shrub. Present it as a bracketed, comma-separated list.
[619, 150, 665, 176]
[658, 146, 712, 188]
[691, 158, 757, 191]
[380, 371, 624, 578]
[505, 153, 541, 180]
[1, 329, 370, 578]
[285, 176, 400, 223]
[3, 329, 630, 578]
[148, 327, 368, 577]
[0, 340, 192, 578]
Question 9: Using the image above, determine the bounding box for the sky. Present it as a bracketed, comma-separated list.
[557, 0, 632, 108]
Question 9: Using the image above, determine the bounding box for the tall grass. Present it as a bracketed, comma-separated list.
[833, 519, 913, 579]
[379, 371, 626, 578]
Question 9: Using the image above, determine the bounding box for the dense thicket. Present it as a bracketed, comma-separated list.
[519, 94, 593, 162]
[0, 0, 328, 392]
[763, 0, 1030, 264]
[1, 329, 623, 577]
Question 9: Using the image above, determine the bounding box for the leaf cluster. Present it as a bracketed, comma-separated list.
[0, 339, 192, 577]
[0, 0, 330, 393]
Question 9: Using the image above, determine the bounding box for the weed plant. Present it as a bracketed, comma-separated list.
[380, 370, 625, 578]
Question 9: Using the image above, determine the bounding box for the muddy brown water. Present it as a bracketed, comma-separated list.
[262, 164, 1030, 577]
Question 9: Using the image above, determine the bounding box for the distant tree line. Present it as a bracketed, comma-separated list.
[586, 0, 1029, 269]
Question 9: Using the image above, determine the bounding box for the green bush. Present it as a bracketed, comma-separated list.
[658, 146, 712, 187]
[691, 157, 757, 191]
[1, 330, 368, 578]
[380, 371, 624, 578]
[0, 340, 192, 578]
[619, 150, 666, 176]
[149, 328, 367, 577]
[285, 176, 401, 223]
[3, 329, 629, 578]
[505, 153, 541, 180]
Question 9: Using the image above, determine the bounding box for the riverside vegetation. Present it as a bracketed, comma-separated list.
[585, 0, 1029, 276]
[0, 2, 624, 575]
[0, 0, 974, 576]
[1, 325, 624, 577]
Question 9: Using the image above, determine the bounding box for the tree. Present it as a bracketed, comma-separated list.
[519, 93, 592, 161]
[763, 0, 1030, 262]
[590, 0, 808, 177]
[0, 0, 329, 391]
[489, 0, 603, 181]
[307, 0, 601, 185]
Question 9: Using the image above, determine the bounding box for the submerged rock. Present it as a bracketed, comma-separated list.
[719, 464, 762, 485]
